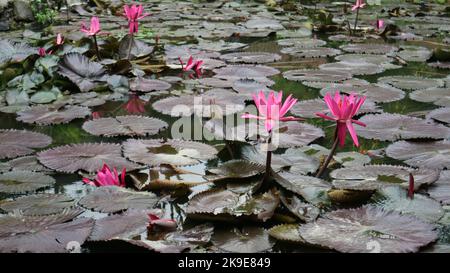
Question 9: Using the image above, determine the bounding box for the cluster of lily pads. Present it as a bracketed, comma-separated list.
[0, 0, 450, 253]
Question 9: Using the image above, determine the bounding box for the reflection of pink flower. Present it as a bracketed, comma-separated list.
[316, 91, 366, 147]
[352, 0, 365, 11]
[242, 91, 301, 132]
[38, 48, 47, 57]
[148, 214, 177, 230]
[375, 19, 384, 30]
[82, 164, 126, 187]
[80, 17, 102, 36]
[123, 4, 150, 34]
[178, 56, 203, 78]
[92, 111, 101, 119]
[56, 33, 64, 45]
[408, 173, 414, 199]
[123, 94, 147, 114]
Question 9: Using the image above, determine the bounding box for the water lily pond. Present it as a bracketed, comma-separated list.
[0, 0, 450, 253]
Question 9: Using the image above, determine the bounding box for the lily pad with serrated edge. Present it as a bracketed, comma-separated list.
[426, 107, 450, 124]
[79, 186, 158, 213]
[17, 104, 91, 125]
[212, 227, 274, 253]
[0, 156, 52, 173]
[0, 39, 37, 66]
[320, 83, 405, 104]
[281, 47, 341, 58]
[118, 35, 154, 59]
[129, 77, 171, 92]
[397, 45, 432, 62]
[330, 164, 439, 191]
[378, 76, 444, 91]
[232, 79, 272, 95]
[0, 193, 76, 215]
[123, 138, 217, 167]
[268, 224, 305, 243]
[204, 160, 265, 182]
[219, 52, 281, 64]
[290, 98, 380, 118]
[282, 69, 352, 83]
[0, 214, 93, 253]
[277, 38, 326, 48]
[356, 113, 450, 141]
[0, 171, 56, 194]
[299, 206, 438, 253]
[57, 53, 106, 92]
[410, 87, 450, 107]
[372, 186, 444, 223]
[427, 170, 450, 205]
[280, 191, 320, 222]
[386, 140, 450, 170]
[37, 143, 140, 173]
[0, 129, 52, 160]
[319, 61, 384, 76]
[213, 65, 279, 81]
[82, 116, 168, 137]
[340, 43, 398, 55]
[334, 151, 371, 168]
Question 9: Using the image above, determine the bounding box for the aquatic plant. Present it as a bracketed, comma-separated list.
[352, 0, 366, 31]
[148, 214, 177, 230]
[178, 56, 204, 78]
[82, 164, 126, 187]
[80, 17, 104, 60]
[123, 4, 150, 59]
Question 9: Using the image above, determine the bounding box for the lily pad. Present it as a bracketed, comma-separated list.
[82, 116, 168, 137]
[320, 83, 405, 103]
[378, 76, 444, 91]
[331, 164, 438, 192]
[280, 191, 320, 222]
[280, 47, 341, 58]
[213, 227, 274, 253]
[340, 43, 398, 55]
[219, 52, 281, 64]
[57, 53, 106, 92]
[277, 38, 326, 48]
[0, 156, 51, 173]
[282, 69, 352, 83]
[0, 129, 52, 159]
[0, 171, 55, 194]
[386, 140, 450, 170]
[0, 39, 37, 66]
[79, 186, 158, 213]
[0, 194, 76, 215]
[397, 45, 432, 62]
[213, 65, 279, 81]
[334, 151, 371, 168]
[410, 87, 450, 107]
[37, 143, 140, 173]
[17, 104, 91, 125]
[205, 160, 265, 182]
[290, 98, 380, 118]
[299, 206, 438, 253]
[356, 113, 450, 141]
[268, 224, 305, 243]
[426, 107, 450, 124]
[0, 215, 94, 253]
[129, 77, 171, 92]
[123, 139, 217, 167]
[428, 170, 450, 205]
[119, 35, 154, 59]
[319, 61, 384, 76]
[372, 186, 444, 223]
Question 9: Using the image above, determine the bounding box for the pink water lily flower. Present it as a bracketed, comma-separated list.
[38, 48, 47, 57]
[242, 91, 301, 132]
[352, 0, 366, 11]
[178, 56, 203, 77]
[82, 164, 126, 187]
[316, 91, 366, 147]
[123, 4, 150, 34]
[56, 33, 64, 45]
[375, 19, 384, 30]
[148, 214, 177, 230]
[80, 16, 102, 36]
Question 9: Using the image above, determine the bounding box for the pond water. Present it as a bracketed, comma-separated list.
[0, 0, 449, 253]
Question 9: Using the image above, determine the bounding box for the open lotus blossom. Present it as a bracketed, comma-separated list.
[82, 164, 126, 187]
[178, 56, 204, 78]
[123, 4, 150, 34]
[316, 91, 366, 147]
[80, 16, 102, 36]
[148, 214, 177, 230]
[352, 0, 366, 11]
[56, 33, 64, 45]
[242, 91, 301, 132]
[123, 94, 147, 114]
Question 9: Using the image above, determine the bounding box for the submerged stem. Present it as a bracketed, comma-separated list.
[263, 133, 273, 183]
[93, 35, 101, 61]
[316, 126, 339, 178]
[127, 34, 134, 60]
[353, 8, 359, 32]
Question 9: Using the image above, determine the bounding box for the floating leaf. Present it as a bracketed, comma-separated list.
[0, 129, 52, 159]
[282, 69, 352, 83]
[17, 104, 91, 125]
[129, 77, 171, 92]
[268, 224, 305, 243]
[290, 98, 380, 118]
[205, 160, 265, 182]
[386, 140, 450, 170]
[79, 186, 158, 213]
[0, 156, 51, 173]
[123, 139, 217, 167]
[280, 191, 320, 222]
[299, 206, 438, 253]
[38, 143, 139, 173]
[426, 107, 450, 124]
[119, 35, 154, 59]
[330, 165, 439, 191]
[232, 79, 272, 95]
[0, 39, 37, 66]
[213, 65, 279, 81]
[212, 227, 274, 253]
[88, 210, 150, 241]
[57, 53, 106, 92]
[428, 170, 450, 205]
[410, 87, 450, 107]
[356, 113, 450, 141]
[0, 171, 55, 194]
[219, 52, 281, 64]
[397, 45, 432, 62]
[334, 151, 371, 168]
[0, 214, 93, 253]
[319, 61, 384, 76]
[277, 38, 326, 48]
[281, 47, 341, 58]
[82, 116, 168, 137]
[320, 83, 405, 103]
[378, 76, 444, 91]
[340, 43, 398, 55]
[0, 194, 76, 215]
[372, 186, 444, 223]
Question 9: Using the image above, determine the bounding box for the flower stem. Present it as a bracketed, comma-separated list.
[353, 8, 359, 32]
[263, 133, 273, 183]
[65, 0, 70, 22]
[316, 126, 339, 178]
[127, 34, 134, 60]
[93, 35, 101, 61]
